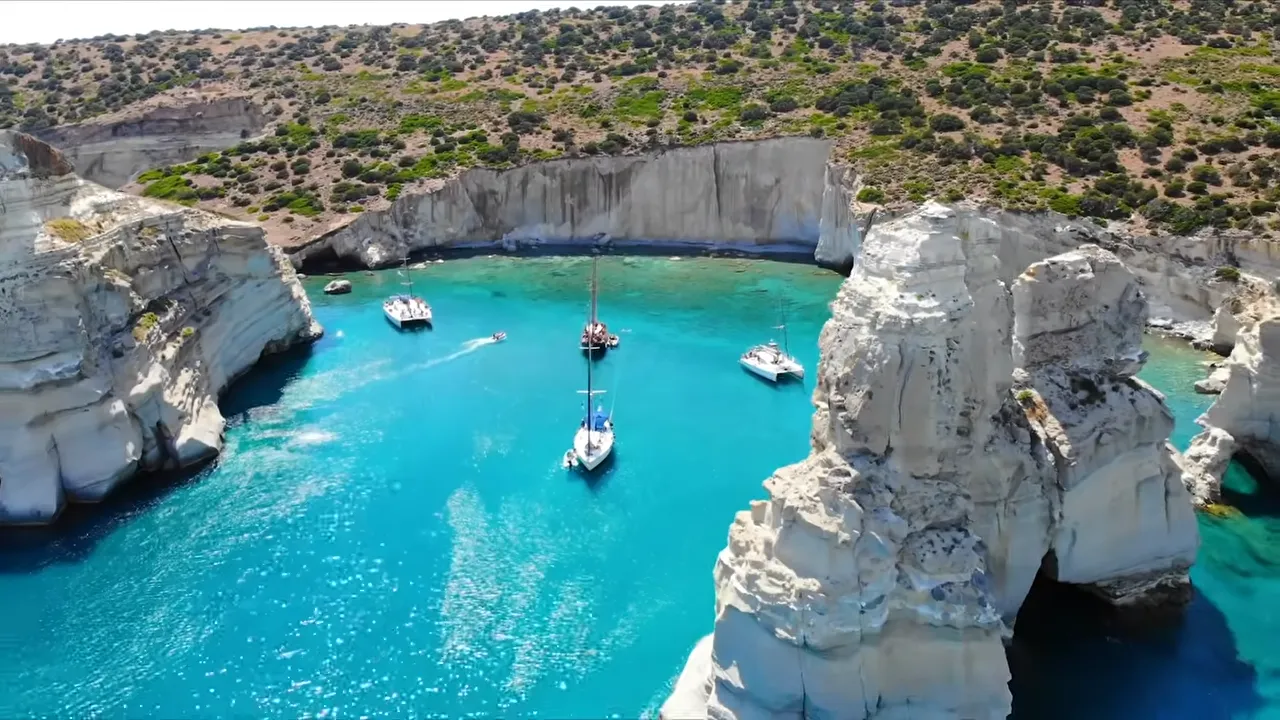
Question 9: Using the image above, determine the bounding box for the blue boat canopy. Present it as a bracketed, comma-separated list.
[582, 409, 610, 431]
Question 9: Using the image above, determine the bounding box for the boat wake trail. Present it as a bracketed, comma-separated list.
[270, 338, 496, 413]
[411, 337, 496, 372]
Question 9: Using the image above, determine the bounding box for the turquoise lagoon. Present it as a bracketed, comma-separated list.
[0, 256, 1276, 719]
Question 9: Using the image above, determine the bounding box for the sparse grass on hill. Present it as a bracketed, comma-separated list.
[43, 217, 94, 242]
[2, 0, 1278, 245]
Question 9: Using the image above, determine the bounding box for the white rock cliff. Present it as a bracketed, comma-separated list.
[662, 203, 1199, 720]
[0, 130, 319, 525]
[287, 138, 862, 271]
[1183, 315, 1280, 505]
[35, 94, 266, 189]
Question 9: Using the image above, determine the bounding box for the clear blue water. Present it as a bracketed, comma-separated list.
[0, 257, 1276, 720]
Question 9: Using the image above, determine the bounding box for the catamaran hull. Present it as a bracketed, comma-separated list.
[740, 357, 780, 382]
[739, 357, 803, 382]
[383, 309, 432, 328]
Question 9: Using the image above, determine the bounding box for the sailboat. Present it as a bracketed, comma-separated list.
[579, 256, 620, 354]
[564, 332, 615, 472]
[740, 297, 804, 382]
[383, 255, 432, 329]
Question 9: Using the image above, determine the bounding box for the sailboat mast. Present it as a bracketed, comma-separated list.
[586, 328, 594, 444]
[779, 298, 789, 356]
[590, 257, 599, 326]
[403, 256, 413, 296]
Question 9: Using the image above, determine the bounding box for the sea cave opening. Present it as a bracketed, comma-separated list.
[1006, 550, 1189, 719]
[1220, 446, 1280, 517]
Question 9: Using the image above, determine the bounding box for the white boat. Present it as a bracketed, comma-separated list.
[572, 406, 615, 471]
[580, 256, 619, 354]
[565, 291, 615, 473]
[383, 256, 432, 328]
[740, 299, 804, 382]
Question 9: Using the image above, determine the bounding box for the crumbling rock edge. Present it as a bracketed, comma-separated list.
[0, 129, 320, 526]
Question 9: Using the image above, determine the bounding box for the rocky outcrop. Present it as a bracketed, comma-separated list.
[286, 138, 863, 271]
[1009, 247, 1199, 607]
[898, 203, 1277, 347]
[1195, 365, 1230, 395]
[1204, 277, 1279, 355]
[323, 279, 352, 295]
[35, 94, 266, 189]
[0, 130, 319, 525]
[662, 203, 1198, 720]
[1183, 316, 1280, 505]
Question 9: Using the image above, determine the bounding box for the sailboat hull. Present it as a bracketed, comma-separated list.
[573, 426, 615, 471]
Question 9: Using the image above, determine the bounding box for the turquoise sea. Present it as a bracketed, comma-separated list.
[0, 256, 1276, 719]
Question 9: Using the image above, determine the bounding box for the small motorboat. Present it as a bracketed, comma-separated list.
[492, 331, 507, 342]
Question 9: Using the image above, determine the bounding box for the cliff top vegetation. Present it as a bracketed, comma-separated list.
[2, 0, 1278, 246]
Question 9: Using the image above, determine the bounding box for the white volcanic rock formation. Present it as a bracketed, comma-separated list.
[0, 130, 320, 525]
[1010, 247, 1199, 606]
[286, 138, 863, 271]
[1183, 316, 1280, 505]
[662, 203, 1199, 720]
[35, 94, 267, 189]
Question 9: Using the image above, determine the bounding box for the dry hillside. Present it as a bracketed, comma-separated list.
[2, 0, 1278, 246]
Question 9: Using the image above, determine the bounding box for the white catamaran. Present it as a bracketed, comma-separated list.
[740, 298, 805, 382]
[580, 256, 619, 355]
[383, 256, 432, 329]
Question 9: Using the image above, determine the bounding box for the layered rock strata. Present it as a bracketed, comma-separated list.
[36, 94, 266, 189]
[286, 138, 862, 271]
[661, 203, 1199, 720]
[0, 130, 319, 525]
[1183, 316, 1280, 505]
[911, 203, 1275, 348]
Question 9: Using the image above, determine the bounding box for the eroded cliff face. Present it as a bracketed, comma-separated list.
[287, 138, 863, 271]
[35, 95, 266, 189]
[0, 130, 319, 525]
[1009, 248, 1199, 605]
[661, 203, 1199, 720]
[1183, 315, 1280, 505]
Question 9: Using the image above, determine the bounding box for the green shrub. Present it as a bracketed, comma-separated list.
[738, 104, 769, 124]
[1215, 266, 1241, 282]
[929, 113, 965, 132]
[133, 312, 159, 342]
[857, 186, 886, 203]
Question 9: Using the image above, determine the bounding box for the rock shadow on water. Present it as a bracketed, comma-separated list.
[1009, 564, 1262, 720]
[0, 344, 317, 572]
[219, 342, 315, 421]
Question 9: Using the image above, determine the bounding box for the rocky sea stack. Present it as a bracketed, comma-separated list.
[0, 130, 320, 525]
[662, 202, 1200, 719]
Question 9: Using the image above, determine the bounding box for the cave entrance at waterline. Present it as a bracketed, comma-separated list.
[1219, 449, 1280, 517]
[1007, 551, 1148, 719]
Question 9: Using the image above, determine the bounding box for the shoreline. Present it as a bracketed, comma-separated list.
[292, 239, 839, 276]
